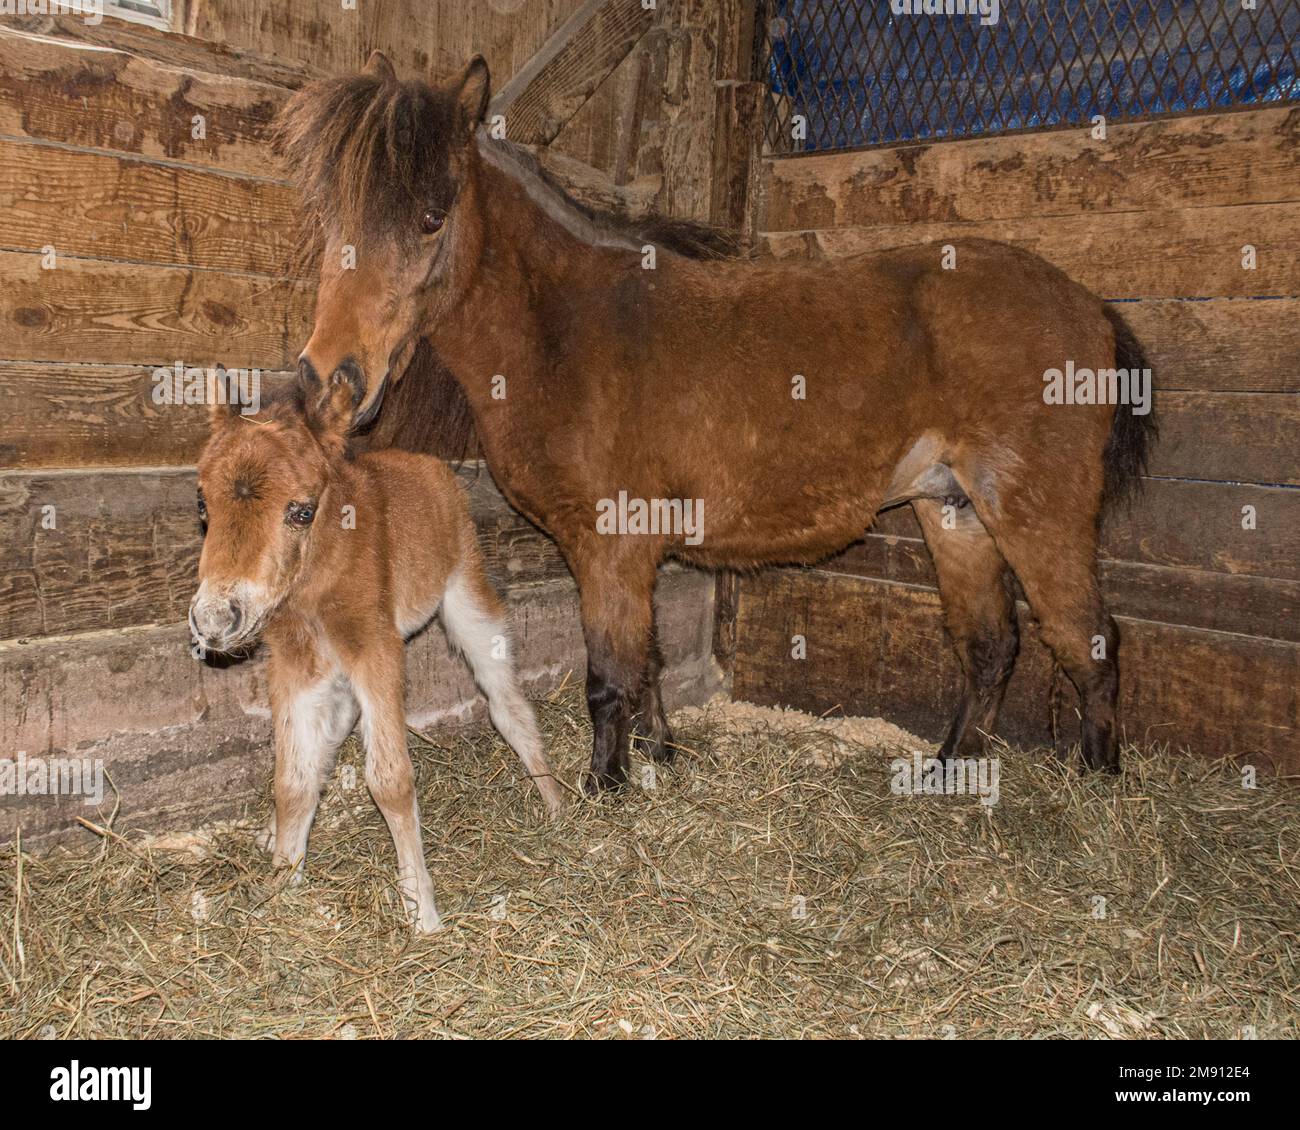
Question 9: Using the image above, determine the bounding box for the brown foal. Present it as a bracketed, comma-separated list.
[189, 372, 564, 932]
[277, 53, 1155, 794]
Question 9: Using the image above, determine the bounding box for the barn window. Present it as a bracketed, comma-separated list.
[105, 0, 173, 31]
[756, 0, 1300, 153]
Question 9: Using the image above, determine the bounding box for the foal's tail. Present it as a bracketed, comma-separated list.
[1100, 305, 1158, 514]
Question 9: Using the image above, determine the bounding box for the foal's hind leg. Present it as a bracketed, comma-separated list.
[912, 498, 1019, 760]
[440, 565, 565, 814]
[630, 621, 675, 764]
[958, 475, 1120, 772]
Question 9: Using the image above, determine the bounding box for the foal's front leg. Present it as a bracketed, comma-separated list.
[351, 637, 441, 933]
[265, 657, 357, 878]
[572, 545, 658, 794]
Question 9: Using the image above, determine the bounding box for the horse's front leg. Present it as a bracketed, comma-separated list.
[571, 543, 657, 795]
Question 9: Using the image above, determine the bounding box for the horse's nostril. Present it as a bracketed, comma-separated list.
[227, 601, 243, 634]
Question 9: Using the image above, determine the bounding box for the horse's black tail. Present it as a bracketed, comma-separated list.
[1100, 304, 1158, 514]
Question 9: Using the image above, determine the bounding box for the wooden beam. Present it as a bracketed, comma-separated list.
[827, 534, 1300, 645]
[761, 105, 1300, 232]
[2, 12, 317, 88]
[0, 23, 294, 178]
[1120, 298, 1300, 394]
[0, 363, 294, 468]
[710, 80, 765, 237]
[528, 145, 659, 223]
[871, 477, 1299, 583]
[489, 0, 656, 146]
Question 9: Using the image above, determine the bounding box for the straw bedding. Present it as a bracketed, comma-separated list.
[2, 682, 1295, 1039]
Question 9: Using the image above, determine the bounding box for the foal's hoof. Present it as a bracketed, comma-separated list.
[412, 904, 443, 935]
[254, 816, 277, 855]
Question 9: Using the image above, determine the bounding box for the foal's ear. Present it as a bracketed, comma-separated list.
[206, 364, 242, 432]
[364, 51, 397, 84]
[306, 370, 360, 443]
[454, 55, 490, 131]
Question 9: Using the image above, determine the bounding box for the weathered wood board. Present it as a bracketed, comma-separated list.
[761, 106, 1300, 231]
[0, 250, 312, 369]
[0, 138, 300, 275]
[0, 23, 292, 177]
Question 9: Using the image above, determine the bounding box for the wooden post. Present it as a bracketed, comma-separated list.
[707, 3, 764, 683]
[489, 0, 656, 146]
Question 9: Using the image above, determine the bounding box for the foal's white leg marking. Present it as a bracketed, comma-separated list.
[440, 570, 566, 814]
[270, 674, 357, 880]
[354, 681, 442, 934]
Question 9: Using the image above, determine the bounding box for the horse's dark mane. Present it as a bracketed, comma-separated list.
[483, 138, 745, 261]
[275, 72, 458, 244]
[274, 70, 743, 260]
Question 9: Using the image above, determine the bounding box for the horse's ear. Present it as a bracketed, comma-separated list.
[364, 50, 397, 84]
[454, 55, 490, 131]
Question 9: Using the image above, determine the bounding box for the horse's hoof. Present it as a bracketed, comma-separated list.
[582, 769, 627, 797]
[631, 717, 681, 764]
[647, 729, 678, 764]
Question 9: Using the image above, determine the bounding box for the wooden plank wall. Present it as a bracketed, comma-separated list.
[0, 5, 731, 846]
[175, 0, 590, 85]
[731, 107, 1300, 772]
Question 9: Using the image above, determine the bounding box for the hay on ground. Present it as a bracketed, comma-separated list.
[1, 685, 1296, 1039]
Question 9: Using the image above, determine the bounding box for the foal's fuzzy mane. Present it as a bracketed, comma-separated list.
[273, 70, 742, 260]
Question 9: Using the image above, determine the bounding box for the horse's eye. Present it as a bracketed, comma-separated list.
[197, 491, 207, 519]
[286, 503, 315, 527]
[420, 210, 444, 235]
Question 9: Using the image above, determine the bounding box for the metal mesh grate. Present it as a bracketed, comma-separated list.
[756, 0, 1300, 154]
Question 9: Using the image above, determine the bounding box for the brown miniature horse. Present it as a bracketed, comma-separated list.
[190, 372, 565, 933]
[277, 53, 1156, 793]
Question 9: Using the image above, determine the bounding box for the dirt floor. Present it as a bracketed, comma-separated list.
[2, 684, 1296, 1039]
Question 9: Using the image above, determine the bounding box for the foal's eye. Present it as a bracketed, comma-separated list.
[196, 491, 207, 520]
[420, 210, 445, 235]
[286, 502, 316, 528]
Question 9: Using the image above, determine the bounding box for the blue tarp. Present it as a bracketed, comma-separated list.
[763, 0, 1300, 150]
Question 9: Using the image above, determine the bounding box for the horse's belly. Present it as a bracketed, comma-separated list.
[673, 492, 877, 567]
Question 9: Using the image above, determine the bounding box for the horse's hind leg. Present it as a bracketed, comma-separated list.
[440, 565, 565, 814]
[959, 474, 1120, 772]
[912, 498, 1019, 760]
[630, 621, 675, 764]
